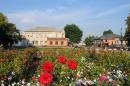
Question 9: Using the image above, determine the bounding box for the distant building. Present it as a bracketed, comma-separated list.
[93, 38, 102, 46]
[100, 34, 126, 47]
[22, 27, 68, 47]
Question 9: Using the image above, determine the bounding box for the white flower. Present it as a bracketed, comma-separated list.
[107, 72, 111, 75]
[36, 82, 40, 86]
[1, 80, 4, 83]
[109, 78, 113, 82]
[86, 80, 94, 85]
[11, 82, 16, 86]
[21, 79, 25, 84]
[60, 80, 62, 82]
[11, 71, 15, 75]
[1, 80, 4, 86]
[93, 79, 97, 83]
[107, 76, 110, 79]
[17, 82, 20, 85]
[27, 82, 31, 86]
[8, 76, 12, 80]
[84, 77, 86, 80]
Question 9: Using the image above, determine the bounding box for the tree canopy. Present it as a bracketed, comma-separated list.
[0, 12, 21, 48]
[64, 24, 83, 44]
[84, 36, 94, 46]
[103, 29, 113, 35]
[124, 14, 130, 46]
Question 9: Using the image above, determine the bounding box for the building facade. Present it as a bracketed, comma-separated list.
[22, 27, 68, 47]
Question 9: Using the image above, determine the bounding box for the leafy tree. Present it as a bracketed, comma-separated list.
[103, 29, 113, 35]
[84, 36, 94, 46]
[64, 24, 83, 44]
[124, 14, 130, 46]
[0, 12, 21, 48]
[0, 13, 7, 25]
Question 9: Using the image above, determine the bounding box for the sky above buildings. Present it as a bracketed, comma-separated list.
[0, 0, 130, 39]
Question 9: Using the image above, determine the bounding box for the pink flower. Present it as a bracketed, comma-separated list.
[99, 75, 109, 81]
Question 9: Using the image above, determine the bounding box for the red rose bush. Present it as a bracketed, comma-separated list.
[39, 56, 78, 85]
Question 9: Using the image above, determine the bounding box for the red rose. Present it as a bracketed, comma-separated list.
[40, 72, 53, 85]
[32, 76, 36, 81]
[68, 60, 78, 70]
[42, 61, 54, 72]
[58, 56, 67, 64]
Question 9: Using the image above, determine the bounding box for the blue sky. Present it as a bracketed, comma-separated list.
[0, 0, 130, 39]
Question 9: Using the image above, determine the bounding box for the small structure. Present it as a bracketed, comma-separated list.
[78, 41, 86, 47]
[46, 38, 68, 47]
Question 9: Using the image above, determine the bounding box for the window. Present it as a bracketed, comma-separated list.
[61, 41, 64, 45]
[50, 41, 53, 45]
[40, 41, 43, 44]
[35, 41, 38, 45]
[32, 41, 34, 44]
[55, 41, 58, 45]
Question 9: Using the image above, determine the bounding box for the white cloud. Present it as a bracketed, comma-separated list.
[98, 4, 130, 17]
[7, 8, 87, 29]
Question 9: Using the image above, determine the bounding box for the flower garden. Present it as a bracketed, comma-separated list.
[0, 48, 130, 86]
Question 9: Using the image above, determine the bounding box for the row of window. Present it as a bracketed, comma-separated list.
[50, 41, 64, 45]
[105, 40, 119, 44]
[26, 33, 64, 38]
[28, 41, 64, 45]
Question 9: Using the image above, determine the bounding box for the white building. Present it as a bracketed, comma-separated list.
[21, 27, 68, 47]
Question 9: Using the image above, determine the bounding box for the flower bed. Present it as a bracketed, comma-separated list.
[0, 48, 130, 86]
[0, 48, 37, 81]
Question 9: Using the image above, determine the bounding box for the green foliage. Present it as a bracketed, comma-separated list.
[0, 12, 21, 48]
[124, 14, 130, 46]
[0, 13, 7, 25]
[64, 24, 83, 43]
[84, 36, 94, 46]
[103, 29, 113, 35]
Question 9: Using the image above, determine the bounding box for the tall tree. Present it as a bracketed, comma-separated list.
[0, 12, 21, 48]
[103, 29, 113, 35]
[124, 14, 130, 46]
[84, 36, 94, 46]
[64, 24, 83, 44]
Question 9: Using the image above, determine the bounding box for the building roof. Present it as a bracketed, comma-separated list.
[100, 34, 120, 40]
[25, 27, 63, 32]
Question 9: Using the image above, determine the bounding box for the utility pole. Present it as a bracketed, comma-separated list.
[121, 28, 123, 47]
